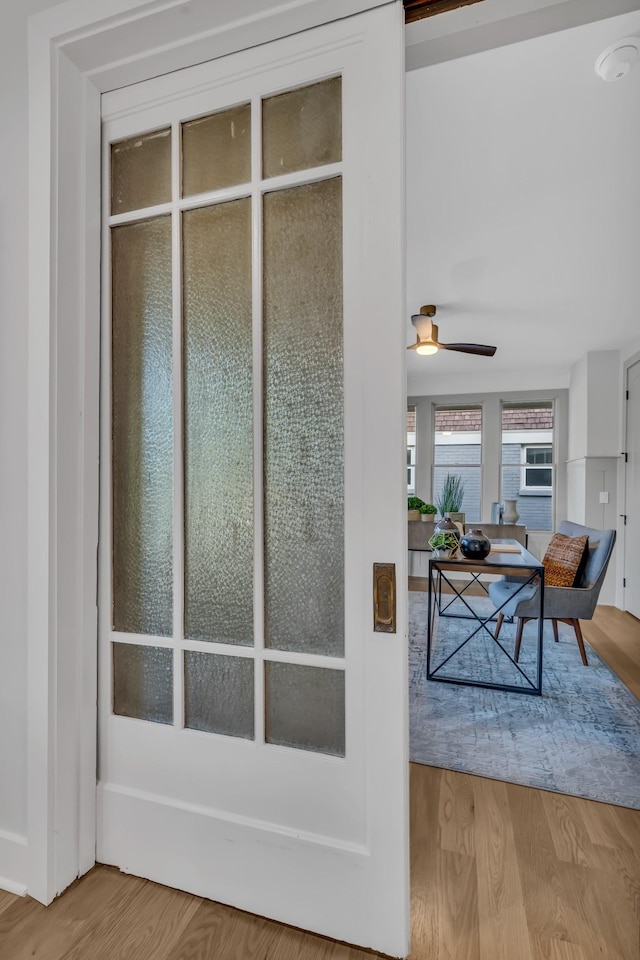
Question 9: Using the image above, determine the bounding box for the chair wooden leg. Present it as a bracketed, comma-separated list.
[494, 612, 504, 640]
[552, 619, 559, 643]
[573, 619, 589, 666]
[514, 618, 526, 662]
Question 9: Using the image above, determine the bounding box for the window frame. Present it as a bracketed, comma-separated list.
[500, 401, 555, 530]
[407, 405, 416, 495]
[520, 443, 553, 494]
[406, 390, 567, 536]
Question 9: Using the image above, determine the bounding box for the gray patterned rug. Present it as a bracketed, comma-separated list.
[409, 591, 640, 808]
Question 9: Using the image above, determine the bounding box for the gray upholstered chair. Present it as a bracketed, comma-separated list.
[489, 521, 616, 666]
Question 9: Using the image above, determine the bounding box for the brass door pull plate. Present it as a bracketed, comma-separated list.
[373, 563, 396, 633]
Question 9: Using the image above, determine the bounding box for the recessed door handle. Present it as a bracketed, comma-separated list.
[373, 563, 396, 633]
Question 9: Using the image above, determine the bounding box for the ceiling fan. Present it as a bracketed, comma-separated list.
[407, 305, 497, 357]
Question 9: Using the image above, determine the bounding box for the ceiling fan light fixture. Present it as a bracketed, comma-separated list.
[416, 342, 439, 355]
[408, 303, 497, 358]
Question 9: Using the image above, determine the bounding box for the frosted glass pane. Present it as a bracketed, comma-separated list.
[265, 663, 345, 756]
[184, 652, 254, 739]
[113, 643, 173, 724]
[182, 104, 251, 196]
[262, 77, 341, 179]
[183, 200, 254, 644]
[111, 128, 171, 215]
[263, 178, 344, 655]
[112, 218, 173, 636]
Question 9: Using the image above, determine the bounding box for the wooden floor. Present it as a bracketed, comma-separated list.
[583, 606, 640, 700]
[1, 608, 638, 959]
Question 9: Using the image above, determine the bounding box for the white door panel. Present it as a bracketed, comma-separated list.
[625, 360, 640, 619]
[98, 8, 408, 955]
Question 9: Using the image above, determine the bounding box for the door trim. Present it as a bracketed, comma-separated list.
[26, 0, 402, 919]
[621, 351, 640, 612]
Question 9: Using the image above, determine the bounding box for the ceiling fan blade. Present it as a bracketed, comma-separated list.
[438, 342, 497, 357]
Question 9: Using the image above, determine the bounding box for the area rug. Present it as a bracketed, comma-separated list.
[409, 591, 640, 809]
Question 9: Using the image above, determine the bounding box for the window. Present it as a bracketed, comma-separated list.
[433, 405, 481, 522]
[407, 406, 416, 495]
[501, 402, 554, 531]
[522, 444, 553, 491]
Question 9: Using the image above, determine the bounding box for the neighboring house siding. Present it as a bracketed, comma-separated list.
[501, 443, 552, 530]
[434, 442, 552, 529]
[434, 444, 481, 523]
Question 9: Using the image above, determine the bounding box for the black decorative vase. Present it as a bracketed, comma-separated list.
[433, 515, 461, 544]
[459, 528, 491, 560]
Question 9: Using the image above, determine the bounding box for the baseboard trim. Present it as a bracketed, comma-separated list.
[0, 829, 28, 896]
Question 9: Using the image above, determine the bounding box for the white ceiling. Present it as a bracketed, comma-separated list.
[405, 7, 640, 395]
[405, 0, 640, 70]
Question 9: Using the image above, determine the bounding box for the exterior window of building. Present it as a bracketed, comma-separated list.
[433, 405, 482, 523]
[407, 406, 416, 495]
[522, 444, 553, 491]
[501, 402, 554, 531]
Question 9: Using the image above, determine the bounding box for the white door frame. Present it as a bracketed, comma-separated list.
[620, 350, 640, 612]
[27, 0, 404, 917]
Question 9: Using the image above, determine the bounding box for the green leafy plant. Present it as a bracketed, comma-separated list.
[407, 496, 425, 511]
[419, 502, 437, 515]
[435, 473, 465, 516]
[428, 530, 459, 552]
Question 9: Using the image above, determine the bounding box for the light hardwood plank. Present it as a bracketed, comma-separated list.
[578, 794, 635, 851]
[89, 880, 200, 960]
[438, 768, 475, 857]
[409, 763, 442, 959]
[583, 608, 640, 699]
[410, 764, 480, 960]
[540, 792, 602, 869]
[0, 890, 17, 918]
[472, 776, 533, 960]
[0, 893, 45, 958]
[560, 795, 640, 930]
[507, 782, 575, 949]
[269, 924, 358, 960]
[0, 866, 142, 960]
[547, 940, 587, 960]
[160, 900, 233, 960]
[163, 898, 283, 960]
[539, 793, 638, 960]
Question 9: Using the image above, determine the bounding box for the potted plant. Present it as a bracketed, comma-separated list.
[435, 473, 465, 526]
[408, 496, 425, 522]
[428, 530, 459, 559]
[419, 502, 437, 523]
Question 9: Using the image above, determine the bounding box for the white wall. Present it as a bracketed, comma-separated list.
[0, 0, 70, 855]
[568, 355, 588, 461]
[567, 351, 622, 604]
[585, 352, 621, 458]
[406, 10, 640, 399]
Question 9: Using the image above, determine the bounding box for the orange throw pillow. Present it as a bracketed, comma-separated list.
[542, 533, 589, 587]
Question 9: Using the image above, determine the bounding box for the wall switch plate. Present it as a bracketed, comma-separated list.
[599, 491, 609, 503]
